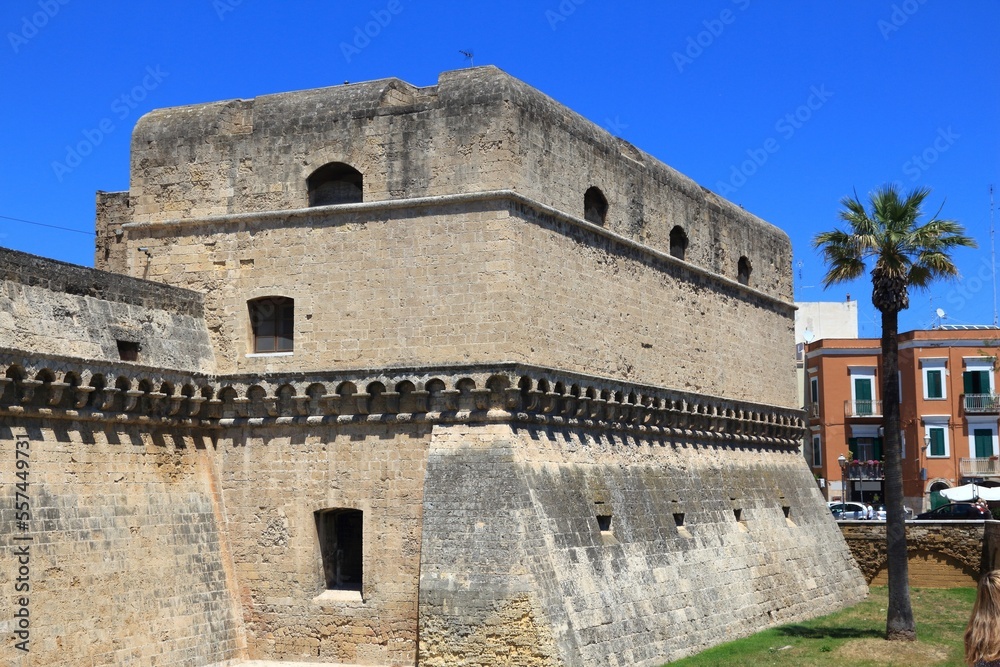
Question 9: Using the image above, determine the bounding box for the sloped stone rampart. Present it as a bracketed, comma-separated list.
[420, 423, 868, 666]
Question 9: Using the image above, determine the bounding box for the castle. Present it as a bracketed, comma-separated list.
[2, 67, 866, 666]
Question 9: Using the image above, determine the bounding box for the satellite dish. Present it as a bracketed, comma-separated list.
[802, 330, 815, 343]
[936, 308, 946, 319]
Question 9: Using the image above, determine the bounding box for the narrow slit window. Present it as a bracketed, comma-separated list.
[738, 256, 752, 285]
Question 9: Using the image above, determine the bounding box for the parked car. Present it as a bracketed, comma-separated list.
[915, 503, 991, 520]
[828, 501, 867, 520]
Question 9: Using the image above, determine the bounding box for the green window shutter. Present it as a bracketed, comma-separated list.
[974, 429, 994, 458]
[964, 371, 976, 394]
[926, 370, 942, 398]
[929, 428, 945, 456]
[848, 437, 858, 460]
[873, 437, 883, 461]
[979, 370, 991, 394]
[855, 378, 872, 400]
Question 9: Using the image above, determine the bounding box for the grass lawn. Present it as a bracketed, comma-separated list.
[664, 586, 976, 666]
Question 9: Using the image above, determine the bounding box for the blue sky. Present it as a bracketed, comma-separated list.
[1, 0, 997, 336]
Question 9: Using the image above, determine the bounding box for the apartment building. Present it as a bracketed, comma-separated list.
[805, 326, 1000, 512]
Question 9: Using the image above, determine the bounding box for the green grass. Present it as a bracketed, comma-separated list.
[664, 587, 976, 666]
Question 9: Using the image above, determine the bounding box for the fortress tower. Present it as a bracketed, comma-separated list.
[1, 67, 865, 666]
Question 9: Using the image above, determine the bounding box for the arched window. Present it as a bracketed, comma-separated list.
[669, 226, 688, 260]
[584, 186, 608, 225]
[307, 162, 363, 206]
[315, 508, 363, 591]
[738, 256, 752, 286]
[249, 296, 294, 353]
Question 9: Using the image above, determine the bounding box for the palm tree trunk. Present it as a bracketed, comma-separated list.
[881, 309, 916, 640]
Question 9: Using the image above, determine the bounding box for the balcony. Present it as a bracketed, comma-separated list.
[847, 460, 884, 480]
[960, 457, 1000, 477]
[964, 393, 1000, 414]
[844, 400, 882, 418]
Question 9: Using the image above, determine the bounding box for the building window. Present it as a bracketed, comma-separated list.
[584, 186, 608, 225]
[921, 359, 946, 400]
[669, 226, 688, 260]
[737, 256, 752, 286]
[923, 419, 949, 458]
[116, 340, 140, 362]
[308, 162, 363, 206]
[849, 367, 877, 416]
[809, 376, 819, 412]
[811, 434, 822, 467]
[315, 508, 363, 591]
[963, 367, 993, 394]
[249, 296, 294, 353]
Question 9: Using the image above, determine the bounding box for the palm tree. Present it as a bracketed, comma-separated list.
[814, 184, 976, 641]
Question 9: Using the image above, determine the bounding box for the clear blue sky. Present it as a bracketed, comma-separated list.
[1, 0, 997, 336]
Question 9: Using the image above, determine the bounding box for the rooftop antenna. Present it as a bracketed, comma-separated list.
[991, 185, 997, 326]
[459, 50, 474, 67]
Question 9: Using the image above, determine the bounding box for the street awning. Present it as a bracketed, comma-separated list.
[938, 483, 1000, 502]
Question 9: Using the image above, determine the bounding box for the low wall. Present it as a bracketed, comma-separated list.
[839, 521, 996, 587]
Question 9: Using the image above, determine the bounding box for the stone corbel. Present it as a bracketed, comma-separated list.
[19, 379, 43, 404]
[383, 391, 401, 414]
[186, 396, 206, 418]
[523, 389, 544, 412]
[262, 396, 279, 417]
[471, 388, 492, 411]
[232, 397, 250, 419]
[73, 385, 96, 409]
[148, 392, 167, 415]
[166, 395, 185, 416]
[408, 390, 429, 413]
[47, 381, 70, 406]
[96, 388, 119, 411]
[292, 395, 312, 416]
[123, 390, 145, 412]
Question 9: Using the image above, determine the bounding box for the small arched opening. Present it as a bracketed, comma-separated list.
[584, 186, 608, 225]
[669, 225, 688, 260]
[307, 162, 363, 206]
[737, 256, 752, 286]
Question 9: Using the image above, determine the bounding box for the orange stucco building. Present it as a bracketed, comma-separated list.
[806, 326, 1000, 513]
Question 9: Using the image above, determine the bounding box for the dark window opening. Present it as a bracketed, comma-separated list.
[782, 506, 791, 519]
[733, 508, 743, 522]
[738, 256, 752, 285]
[673, 512, 685, 527]
[116, 340, 140, 362]
[249, 296, 294, 353]
[584, 186, 608, 225]
[315, 508, 363, 591]
[308, 162, 363, 206]
[669, 226, 688, 260]
[596, 514, 612, 532]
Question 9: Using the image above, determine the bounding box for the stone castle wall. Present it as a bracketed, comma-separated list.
[0, 415, 243, 667]
[0, 247, 215, 373]
[103, 193, 794, 407]
[420, 421, 866, 666]
[98, 67, 791, 303]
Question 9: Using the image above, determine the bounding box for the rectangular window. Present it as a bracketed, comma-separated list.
[811, 435, 822, 467]
[810, 377, 819, 405]
[974, 428, 995, 458]
[315, 508, 363, 591]
[929, 427, 946, 457]
[925, 369, 943, 399]
[250, 297, 294, 353]
[964, 370, 991, 394]
[854, 378, 873, 415]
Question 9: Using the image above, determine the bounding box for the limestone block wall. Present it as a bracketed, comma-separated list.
[0, 247, 215, 373]
[419, 423, 868, 666]
[0, 419, 243, 667]
[840, 521, 988, 587]
[110, 195, 795, 407]
[99, 67, 791, 300]
[212, 422, 433, 664]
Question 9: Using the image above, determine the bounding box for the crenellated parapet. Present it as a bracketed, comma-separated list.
[0, 351, 805, 447]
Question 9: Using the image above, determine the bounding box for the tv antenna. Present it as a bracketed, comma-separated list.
[991, 185, 997, 327]
[459, 50, 474, 67]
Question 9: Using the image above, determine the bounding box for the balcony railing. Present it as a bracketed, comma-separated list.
[960, 457, 1000, 477]
[844, 400, 882, 418]
[964, 393, 1000, 414]
[847, 461, 884, 480]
